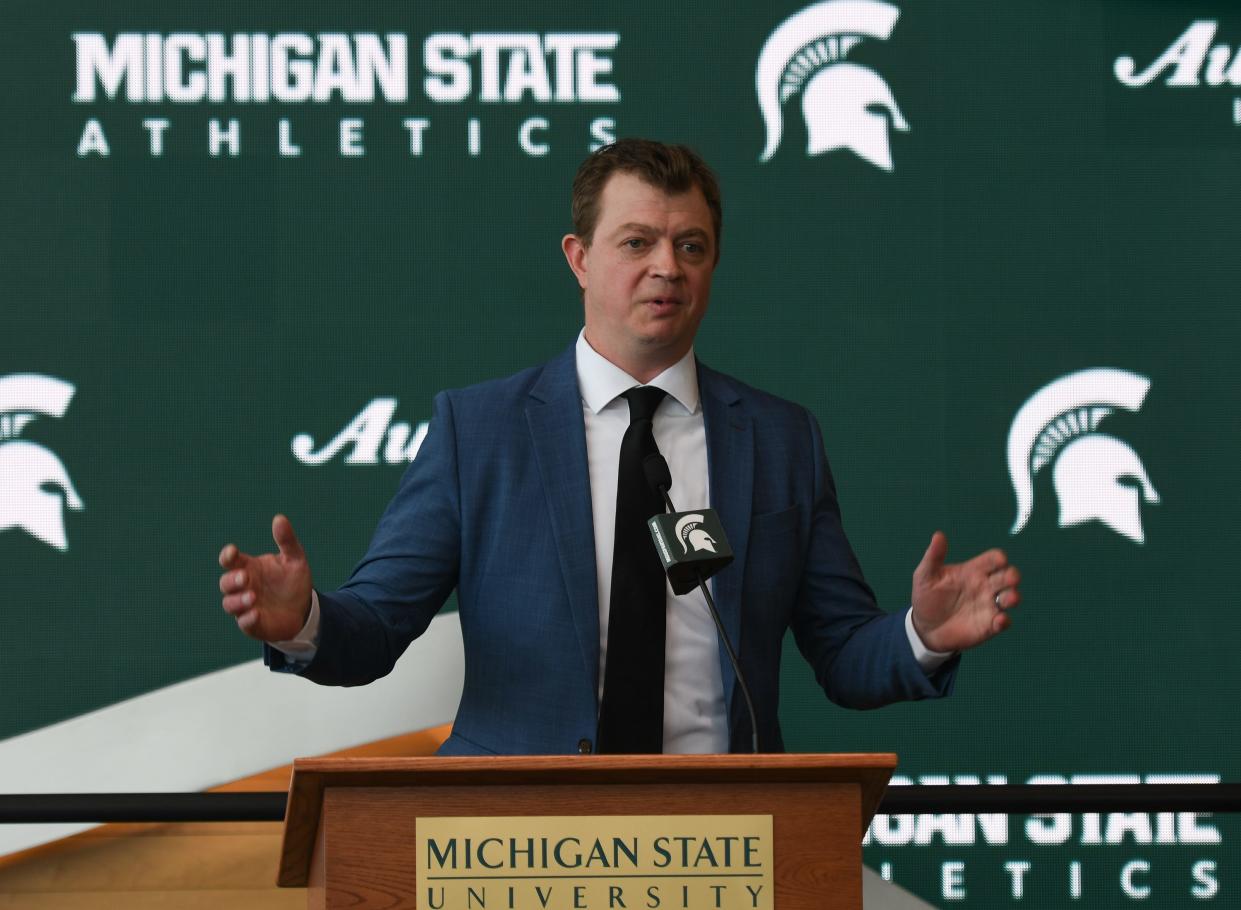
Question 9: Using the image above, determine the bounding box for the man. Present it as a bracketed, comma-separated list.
[219, 139, 1020, 755]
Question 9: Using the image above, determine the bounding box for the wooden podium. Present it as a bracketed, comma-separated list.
[278, 753, 895, 910]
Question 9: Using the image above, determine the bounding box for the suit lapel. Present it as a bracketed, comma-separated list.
[525, 346, 600, 685]
[699, 363, 753, 709]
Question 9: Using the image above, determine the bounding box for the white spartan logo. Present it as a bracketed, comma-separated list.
[1008, 368, 1159, 545]
[756, 0, 910, 170]
[675, 513, 718, 554]
[0, 374, 85, 551]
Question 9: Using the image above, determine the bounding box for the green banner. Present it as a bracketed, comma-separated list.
[3, 1, 1238, 903]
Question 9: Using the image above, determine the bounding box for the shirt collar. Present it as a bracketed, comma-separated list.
[575, 329, 700, 417]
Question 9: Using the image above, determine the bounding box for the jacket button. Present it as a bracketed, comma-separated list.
[577, 738, 593, 755]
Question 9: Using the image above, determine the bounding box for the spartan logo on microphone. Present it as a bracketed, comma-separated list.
[756, 0, 909, 170]
[1007, 369, 1159, 545]
[0, 374, 85, 552]
[674, 513, 719, 554]
[648, 509, 734, 596]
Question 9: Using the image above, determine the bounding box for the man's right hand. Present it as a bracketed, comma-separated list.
[218, 514, 313, 643]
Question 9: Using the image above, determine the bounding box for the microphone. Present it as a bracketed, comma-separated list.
[642, 454, 760, 754]
[642, 456, 733, 594]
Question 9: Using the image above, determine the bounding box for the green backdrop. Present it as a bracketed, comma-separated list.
[3, 1, 1238, 904]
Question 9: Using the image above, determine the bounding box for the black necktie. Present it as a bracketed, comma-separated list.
[597, 385, 669, 754]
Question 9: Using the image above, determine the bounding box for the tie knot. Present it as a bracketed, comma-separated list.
[622, 386, 667, 424]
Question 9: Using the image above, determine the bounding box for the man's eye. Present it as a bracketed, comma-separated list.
[624, 238, 646, 249]
[681, 242, 704, 254]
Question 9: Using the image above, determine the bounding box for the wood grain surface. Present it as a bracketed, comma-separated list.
[0, 725, 451, 910]
[282, 753, 896, 910]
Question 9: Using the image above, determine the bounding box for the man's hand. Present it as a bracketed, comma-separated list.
[218, 514, 313, 643]
[910, 531, 1021, 654]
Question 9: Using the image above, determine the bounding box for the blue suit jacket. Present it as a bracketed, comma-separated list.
[270, 344, 956, 753]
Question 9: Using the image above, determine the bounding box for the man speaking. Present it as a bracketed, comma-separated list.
[218, 139, 1021, 755]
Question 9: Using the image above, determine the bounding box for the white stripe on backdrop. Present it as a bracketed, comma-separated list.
[0, 611, 465, 857]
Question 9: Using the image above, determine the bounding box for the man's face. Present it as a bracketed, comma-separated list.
[563, 171, 716, 381]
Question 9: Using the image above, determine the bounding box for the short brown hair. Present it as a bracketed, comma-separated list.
[570, 139, 722, 257]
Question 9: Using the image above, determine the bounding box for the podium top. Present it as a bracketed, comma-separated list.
[279, 752, 897, 887]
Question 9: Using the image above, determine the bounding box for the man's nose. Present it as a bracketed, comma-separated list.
[648, 240, 683, 280]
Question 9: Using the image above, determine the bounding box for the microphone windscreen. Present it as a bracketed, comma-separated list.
[642, 453, 673, 495]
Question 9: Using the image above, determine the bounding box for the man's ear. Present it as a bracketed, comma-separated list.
[561, 233, 589, 291]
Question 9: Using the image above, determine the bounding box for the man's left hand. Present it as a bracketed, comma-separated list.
[910, 531, 1021, 653]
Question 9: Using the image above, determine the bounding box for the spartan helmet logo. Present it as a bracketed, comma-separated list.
[756, 0, 910, 170]
[1008, 369, 1159, 545]
[675, 513, 718, 555]
[0, 374, 84, 552]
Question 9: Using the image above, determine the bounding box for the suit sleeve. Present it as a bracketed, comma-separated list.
[789, 408, 958, 708]
[266, 390, 462, 685]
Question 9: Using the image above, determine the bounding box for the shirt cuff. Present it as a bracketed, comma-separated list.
[269, 590, 321, 661]
[905, 607, 955, 673]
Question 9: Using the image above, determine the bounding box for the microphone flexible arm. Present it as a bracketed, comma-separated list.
[644, 455, 760, 754]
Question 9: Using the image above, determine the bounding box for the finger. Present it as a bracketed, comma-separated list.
[218, 543, 250, 571]
[915, 531, 948, 579]
[219, 569, 249, 595]
[236, 607, 261, 635]
[222, 591, 256, 616]
[994, 587, 1021, 610]
[975, 548, 1008, 575]
[272, 514, 305, 561]
[992, 566, 1020, 591]
[991, 611, 1012, 635]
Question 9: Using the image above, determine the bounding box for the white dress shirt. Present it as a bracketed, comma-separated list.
[574, 331, 727, 753]
[275, 330, 952, 751]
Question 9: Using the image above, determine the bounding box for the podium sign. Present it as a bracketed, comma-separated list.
[417, 814, 774, 908]
[278, 753, 896, 910]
